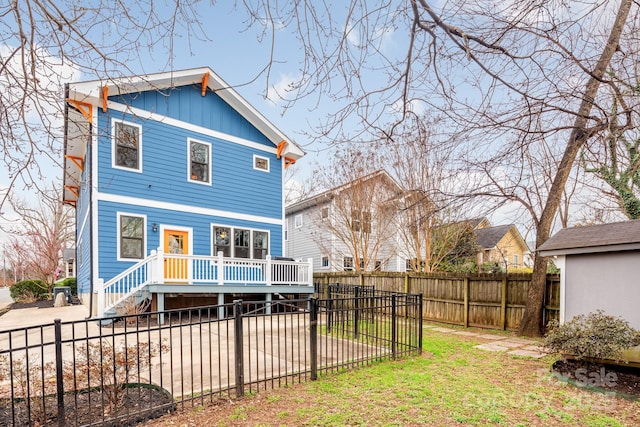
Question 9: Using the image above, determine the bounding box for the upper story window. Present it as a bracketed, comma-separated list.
[351, 210, 371, 233]
[188, 139, 211, 184]
[321, 256, 329, 268]
[118, 213, 145, 260]
[343, 257, 354, 271]
[113, 120, 142, 172]
[253, 155, 270, 172]
[294, 214, 303, 228]
[321, 207, 329, 219]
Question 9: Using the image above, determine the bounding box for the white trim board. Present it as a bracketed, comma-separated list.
[96, 192, 282, 226]
[107, 101, 279, 156]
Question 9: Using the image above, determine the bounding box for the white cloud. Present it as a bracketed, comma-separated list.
[266, 73, 300, 106]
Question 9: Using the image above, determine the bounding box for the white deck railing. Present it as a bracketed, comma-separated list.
[98, 250, 313, 317]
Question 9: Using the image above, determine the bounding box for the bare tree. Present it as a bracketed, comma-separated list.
[243, 0, 637, 336]
[0, 1, 209, 208]
[308, 147, 401, 272]
[382, 116, 477, 272]
[2, 186, 74, 293]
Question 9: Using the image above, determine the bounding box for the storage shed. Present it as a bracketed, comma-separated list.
[537, 220, 640, 329]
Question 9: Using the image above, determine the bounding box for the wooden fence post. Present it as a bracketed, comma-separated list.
[500, 276, 508, 330]
[463, 277, 469, 328]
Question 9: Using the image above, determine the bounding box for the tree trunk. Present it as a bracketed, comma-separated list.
[518, 0, 633, 337]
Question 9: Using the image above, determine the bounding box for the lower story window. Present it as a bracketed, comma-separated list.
[212, 225, 270, 259]
[119, 214, 145, 259]
[343, 257, 353, 271]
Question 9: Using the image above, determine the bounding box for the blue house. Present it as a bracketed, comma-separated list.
[62, 67, 311, 319]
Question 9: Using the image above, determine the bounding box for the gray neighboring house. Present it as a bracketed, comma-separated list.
[538, 220, 640, 329]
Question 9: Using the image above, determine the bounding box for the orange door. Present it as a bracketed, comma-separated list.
[164, 230, 189, 282]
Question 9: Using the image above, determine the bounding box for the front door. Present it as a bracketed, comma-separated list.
[164, 229, 189, 282]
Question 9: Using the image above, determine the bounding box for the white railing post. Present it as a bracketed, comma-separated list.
[148, 250, 157, 283]
[307, 258, 314, 287]
[155, 248, 164, 284]
[217, 251, 224, 285]
[266, 255, 272, 286]
[96, 278, 105, 318]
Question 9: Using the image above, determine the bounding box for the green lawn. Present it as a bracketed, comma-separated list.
[146, 327, 640, 426]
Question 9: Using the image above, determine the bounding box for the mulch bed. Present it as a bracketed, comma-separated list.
[0, 384, 174, 427]
[552, 359, 640, 398]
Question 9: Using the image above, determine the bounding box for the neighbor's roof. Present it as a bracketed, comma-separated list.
[63, 66, 305, 205]
[285, 170, 401, 215]
[537, 219, 640, 256]
[474, 224, 513, 250]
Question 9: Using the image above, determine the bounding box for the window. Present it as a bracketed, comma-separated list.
[351, 210, 371, 233]
[513, 254, 519, 267]
[321, 256, 329, 268]
[235, 229, 250, 258]
[113, 121, 141, 171]
[343, 257, 354, 271]
[213, 227, 231, 257]
[118, 214, 145, 260]
[253, 230, 269, 259]
[375, 260, 382, 271]
[405, 259, 412, 271]
[253, 155, 269, 172]
[188, 139, 211, 184]
[284, 222, 288, 241]
[321, 207, 329, 219]
[294, 214, 303, 228]
[359, 258, 365, 270]
[212, 225, 270, 259]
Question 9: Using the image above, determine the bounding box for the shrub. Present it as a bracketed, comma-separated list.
[56, 277, 77, 295]
[64, 339, 168, 413]
[544, 310, 640, 361]
[10, 280, 49, 302]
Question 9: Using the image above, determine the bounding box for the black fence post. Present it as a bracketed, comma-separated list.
[418, 293, 424, 355]
[310, 298, 318, 381]
[54, 319, 65, 427]
[353, 286, 360, 339]
[391, 294, 397, 359]
[326, 298, 333, 334]
[233, 300, 244, 397]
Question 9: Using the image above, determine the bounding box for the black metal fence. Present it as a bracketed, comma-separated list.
[0, 293, 421, 426]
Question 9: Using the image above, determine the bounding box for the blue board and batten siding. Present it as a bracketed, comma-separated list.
[85, 84, 284, 285]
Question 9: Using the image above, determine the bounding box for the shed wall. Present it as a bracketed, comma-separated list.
[565, 251, 640, 329]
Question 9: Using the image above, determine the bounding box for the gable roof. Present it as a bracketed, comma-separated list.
[285, 170, 402, 215]
[63, 66, 304, 205]
[474, 224, 513, 249]
[537, 219, 640, 256]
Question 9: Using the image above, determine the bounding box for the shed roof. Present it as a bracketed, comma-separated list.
[537, 219, 640, 256]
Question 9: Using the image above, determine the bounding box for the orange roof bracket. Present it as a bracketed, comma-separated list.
[101, 85, 109, 112]
[276, 140, 287, 159]
[64, 185, 79, 198]
[201, 73, 210, 96]
[64, 200, 77, 208]
[284, 156, 296, 169]
[65, 155, 84, 171]
[66, 99, 93, 124]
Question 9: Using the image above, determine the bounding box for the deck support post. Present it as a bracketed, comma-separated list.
[157, 293, 165, 325]
[265, 293, 272, 315]
[218, 293, 225, 319]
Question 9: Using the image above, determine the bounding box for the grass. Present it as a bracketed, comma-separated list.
[145, 327, 640, 426]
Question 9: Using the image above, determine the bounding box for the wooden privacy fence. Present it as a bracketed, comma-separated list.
[314, 272, 560, 331]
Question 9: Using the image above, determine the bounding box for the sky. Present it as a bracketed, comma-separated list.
[0, 0, 629, 249]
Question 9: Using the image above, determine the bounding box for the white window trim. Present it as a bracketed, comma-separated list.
[294, 214, 303, 228]
[187, 138, 212, 186]
[210, 224, 271, 259]
[116, 212, 147, 262]
[111, 119, 143, 173]
[321, 256, 329, 268]
[253, 154, 270, 172]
